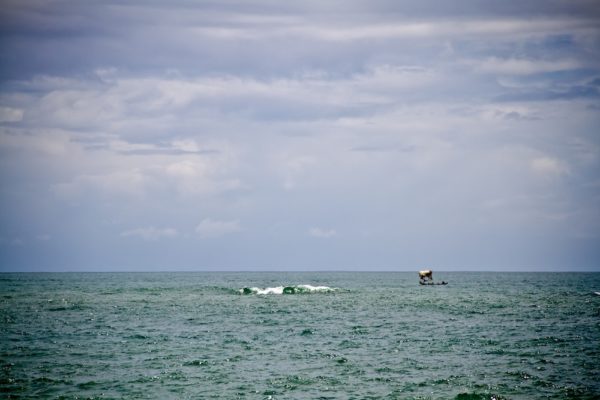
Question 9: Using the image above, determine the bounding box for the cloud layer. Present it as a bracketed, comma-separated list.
[0, 1, 599, 270]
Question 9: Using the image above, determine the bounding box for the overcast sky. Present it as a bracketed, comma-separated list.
[1, 0, 599, 271]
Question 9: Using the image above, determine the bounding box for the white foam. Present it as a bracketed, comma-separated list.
[239, 286, 284, 295]
[296, 285, 333, 292]
[240, 285, 335, 295]
[256, 286, 285, 295]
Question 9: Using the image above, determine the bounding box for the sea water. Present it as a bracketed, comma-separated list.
[1, 272, 599, 399]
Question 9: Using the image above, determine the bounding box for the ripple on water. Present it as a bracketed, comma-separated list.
[1, 272, 599, 399]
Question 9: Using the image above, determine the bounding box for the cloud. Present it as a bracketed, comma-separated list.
[309, 227, 337, 238]
[494, 84, 600, 102]
[182, 17, 595, 43]
[278, 155, 318, 190]
[1, 1, 599, 270]
[0, 107, 24, 122]
[472, 57, 581, 75]
[195, 218, 242, 238]
[101, 139, 219, 156]
[531, 156, 570, 177]
[350, 144, 417, 153]
[120, 227, 178, 241]
[166, 160, 205, 178]
[165, 159, 243, 196]
[53, 169, 150, 199]
[16, 69, 440, 127]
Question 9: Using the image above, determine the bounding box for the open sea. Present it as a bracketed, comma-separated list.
[1, 271, 599, 399]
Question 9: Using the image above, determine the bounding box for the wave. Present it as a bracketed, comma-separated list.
[240, 284, 336, 295]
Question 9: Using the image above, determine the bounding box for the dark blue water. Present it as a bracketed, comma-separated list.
[1, 272, 599, 399]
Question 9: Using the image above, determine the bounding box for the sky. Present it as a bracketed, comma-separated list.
[0, 0, 599, 271]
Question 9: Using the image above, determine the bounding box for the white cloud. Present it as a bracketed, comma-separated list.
[195, 218, 242, 238]
[15, 68, 441, 133]
[53, 169, 150, 199]
[107, 139, 158, 154]
[309, 227, 337, 238]
[171, 139, 201, 152]
[0, 107, 24, 122]
[531, 157, 570, 177]
[473, 57, 581, 75]
[165, 159, 242, 196]
[188, 17, 591, 42]
[166, 160, 206, 177]
[120, 227, 178, 241]
[279, 155, 317, 190]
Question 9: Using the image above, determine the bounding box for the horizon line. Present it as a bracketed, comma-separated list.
[1, 268, 598, 273]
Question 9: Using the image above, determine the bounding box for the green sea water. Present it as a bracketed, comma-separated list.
[1, 272, 599, 399]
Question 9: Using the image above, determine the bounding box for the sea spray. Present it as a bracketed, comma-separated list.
[240, 284, 336, 295]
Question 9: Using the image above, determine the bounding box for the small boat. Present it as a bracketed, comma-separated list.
[418, 269, 447, 285]
[419, 280, 448, 285]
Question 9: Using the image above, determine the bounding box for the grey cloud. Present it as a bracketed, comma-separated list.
[116, 148, 220, 156]
[350, 145, 416, 153]
[501, 111, 540, 121]
[495, 84, 600, 102]
[75, 139, 221, 156]
[2, 1, 599, 80]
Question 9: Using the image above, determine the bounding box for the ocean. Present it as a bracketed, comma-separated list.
[1, 271, 599, 399]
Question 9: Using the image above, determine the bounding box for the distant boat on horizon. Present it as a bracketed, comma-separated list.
[418, 269, 447, 285]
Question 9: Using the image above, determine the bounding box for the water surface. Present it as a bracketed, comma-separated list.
[1, 272, 599, 399]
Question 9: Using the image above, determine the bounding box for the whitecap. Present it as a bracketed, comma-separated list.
[240, 285, 335, 295]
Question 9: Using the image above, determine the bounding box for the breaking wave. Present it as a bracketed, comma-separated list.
[240, 284, 336, 295]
